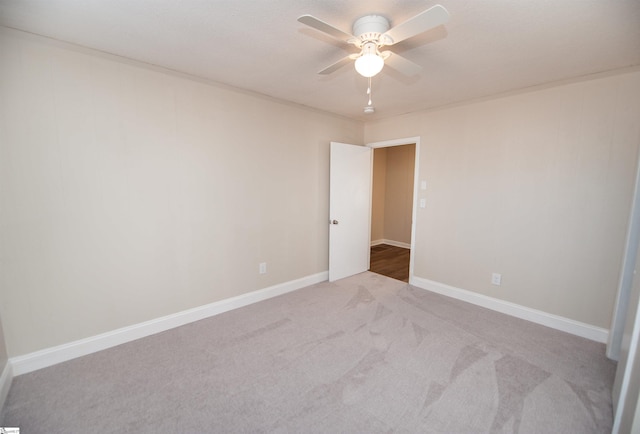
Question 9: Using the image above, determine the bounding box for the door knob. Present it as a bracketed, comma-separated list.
[330, 219, 339, 225]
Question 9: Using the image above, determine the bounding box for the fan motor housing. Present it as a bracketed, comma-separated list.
[352, 15, 390, 40]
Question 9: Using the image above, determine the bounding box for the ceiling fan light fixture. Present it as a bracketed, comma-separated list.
[354, 43, 384, 77]
[355, 53, 384, 77]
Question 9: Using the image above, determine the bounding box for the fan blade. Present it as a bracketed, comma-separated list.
[298, 15, 354, 43]
[382, 51, 422, 76]
[318, 55, 353, 75]
[382, 5, 450, 45]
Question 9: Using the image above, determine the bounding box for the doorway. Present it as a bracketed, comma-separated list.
[368, 140, 417, 282]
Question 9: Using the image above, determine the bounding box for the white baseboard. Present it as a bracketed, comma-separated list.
[410, 276, 609, 343]
[0, 361, 13, 414]
[10, 271, 328, 376]
[371, 239, 411, 249]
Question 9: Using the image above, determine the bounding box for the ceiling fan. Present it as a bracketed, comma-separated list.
[298, 5, 450, 78]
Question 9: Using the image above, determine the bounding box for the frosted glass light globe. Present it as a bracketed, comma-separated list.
[355, 52, 384, 77]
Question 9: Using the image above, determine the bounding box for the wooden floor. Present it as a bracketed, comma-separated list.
[369, 244, 410, 282]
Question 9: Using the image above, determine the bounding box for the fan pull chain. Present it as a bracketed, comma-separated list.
[363, 76, 375, 114]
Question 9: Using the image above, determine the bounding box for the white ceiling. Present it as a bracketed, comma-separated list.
[1, 0, 639, 121]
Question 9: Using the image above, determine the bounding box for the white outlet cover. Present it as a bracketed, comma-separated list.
[491, 273, 502, 285]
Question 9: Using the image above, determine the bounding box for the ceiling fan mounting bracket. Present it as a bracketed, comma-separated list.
[352, 15, 390, 47]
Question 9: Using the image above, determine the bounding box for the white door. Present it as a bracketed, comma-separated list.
[329, 142, 372, 282]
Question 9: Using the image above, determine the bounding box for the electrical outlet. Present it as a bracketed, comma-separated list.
[491, 273, 502, 286]
[259, 262, 267, 274]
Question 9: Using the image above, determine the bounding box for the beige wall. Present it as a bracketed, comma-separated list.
[371, 148, 388, 242]
[365, 70, 640, 328]
[383, 145, 415, 245]
[371, 145, 415, 245]
[0, 30, 363, 357]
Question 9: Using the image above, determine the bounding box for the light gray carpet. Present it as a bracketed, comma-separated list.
[1, 272, 616, 433]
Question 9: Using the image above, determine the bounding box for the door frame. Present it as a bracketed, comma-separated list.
[608, 151, 640, 361]
[366, 136, 421, 281]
